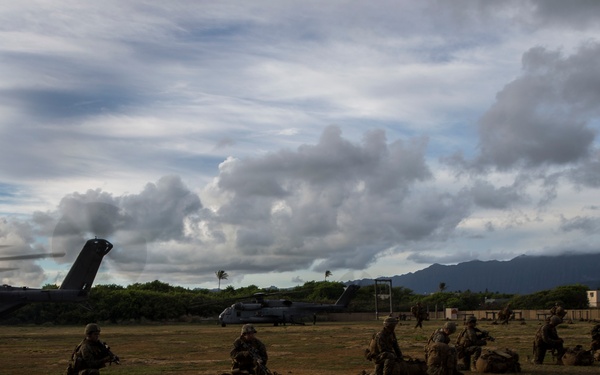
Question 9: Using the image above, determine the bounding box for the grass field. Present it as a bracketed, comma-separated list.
[0, 319, 598, 374]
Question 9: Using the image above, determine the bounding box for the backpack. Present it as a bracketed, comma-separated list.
[65, 341, 84, 375]
[591, 324, 600, 340]
[562, 345, 594, 366]
[456, 328, 468, 357]
[364, 332, 380, 361]
[399, 356, 428, 375]
[474, 348, 520, 373]
[426, 342, 452, 368]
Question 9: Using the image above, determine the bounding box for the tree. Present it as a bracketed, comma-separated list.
[439, 282, 447, 293]
[325, 270, 332, 281]
[216, 270, 229, 291]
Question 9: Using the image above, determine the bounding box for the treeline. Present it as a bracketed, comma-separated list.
[1, 281, 590, 325]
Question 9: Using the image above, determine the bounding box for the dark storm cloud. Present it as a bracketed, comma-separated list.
[469, 180, 527, 209]
[0, 176, 201, 285]
[568, 152, 600, 188]
[118, 175, 202, 241]
[472, 43, 600, 170]
[44, 176, 202, 275]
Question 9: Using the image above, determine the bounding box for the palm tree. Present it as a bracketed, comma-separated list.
[216, 270, 229, 291]
[438, 282, 447, 293]
[325, 270, 332, 281]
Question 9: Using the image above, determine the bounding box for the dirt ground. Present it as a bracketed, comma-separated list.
[0, 319, 598, 374]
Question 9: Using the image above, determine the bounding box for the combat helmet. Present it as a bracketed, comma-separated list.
[85, 323, 101, 335]
[466, 316, 477, 325]
[241, 324, 257, 335]
[383, 316, 398, 327]
[443, 321, 457, 334]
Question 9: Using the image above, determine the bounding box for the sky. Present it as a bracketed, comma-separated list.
[1, 1, 600, 291]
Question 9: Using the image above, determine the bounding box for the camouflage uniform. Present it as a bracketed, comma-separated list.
[591, 324, 600, 361]
[411, 302, 426, 329]
[533, 316, 565, 365]
[71, 324, 114, 375]
[372, 317, 403, 375]
[497, 304, 512, 325]
[456, 317, 487, 371]
[549, 303, 566, 322]
[426, 322, 460, 375]
[591, 324, 600, 351]
[231, 324, 268, 375]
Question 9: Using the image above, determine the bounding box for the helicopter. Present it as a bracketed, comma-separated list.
[218, 284, 360, 326]
[0, 238, 113, 317]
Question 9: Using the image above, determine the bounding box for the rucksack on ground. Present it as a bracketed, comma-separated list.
[474, 348, 520, 373]
[562, 345, 594, 366]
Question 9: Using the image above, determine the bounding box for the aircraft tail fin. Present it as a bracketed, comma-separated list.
[335, 284, 360, 307]
[60, 238, 113, 292]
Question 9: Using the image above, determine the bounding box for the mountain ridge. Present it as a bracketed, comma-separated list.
[352, 253, 600, 294]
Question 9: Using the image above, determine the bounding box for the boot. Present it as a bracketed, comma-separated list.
[556, 358, 563, 365]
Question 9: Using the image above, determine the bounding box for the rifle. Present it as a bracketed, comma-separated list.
[240, 340, 272, 375]
[101, 341, 120, 365]
[477, 328, 495, 342]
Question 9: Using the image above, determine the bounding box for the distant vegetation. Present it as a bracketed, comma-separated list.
[0, 280, 590, 325]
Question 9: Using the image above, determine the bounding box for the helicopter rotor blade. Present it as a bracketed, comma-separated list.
[0, 267, 19, 272]
[0, 252, 66, 261]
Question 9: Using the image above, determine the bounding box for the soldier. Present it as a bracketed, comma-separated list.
[411, 302, 426, 329]
[456, 316, 489, 371]
[496, 303, 513, 325]
[425, 322, 461, 375]
[368, 316, 403, 375]
[67, 323, 119, 375]
[549, 302, 567, 322]
[230, 324, 269, 375]
[591, 324, 600, 361]
[533, 315, 565, 365]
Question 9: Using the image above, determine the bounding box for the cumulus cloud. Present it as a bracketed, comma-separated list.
[2, 127, 475, 286]
[473, 43, 599, 170]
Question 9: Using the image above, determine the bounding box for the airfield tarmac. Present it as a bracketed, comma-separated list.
[0, 319, 598, 374]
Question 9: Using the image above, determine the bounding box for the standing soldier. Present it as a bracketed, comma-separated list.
[411, 302, 426, 329]
[425, 322, 461, 375]
[550, 302, 567, 322]
[367, 316, 403, 375]
[496, 303, 513, 325]
[67, 323, 119, 375]
[533, 315, 565, 365]
[456, 317, 490, 371]
[230, 324, 269, 375]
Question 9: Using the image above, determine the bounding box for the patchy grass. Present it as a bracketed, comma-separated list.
[0, 319, 598, 374]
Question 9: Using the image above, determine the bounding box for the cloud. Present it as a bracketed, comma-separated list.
[2, 127, 474, 285]
[560, 214, 600, 234]
[469, 179, 528, 209]
[473, 43, 599, 170]
[528, 0, 600, 29]
[2, 1, 600, 289]
[196, 126, 473, 274]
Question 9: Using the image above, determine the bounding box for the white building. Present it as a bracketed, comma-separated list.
[587, 290, 599, 308]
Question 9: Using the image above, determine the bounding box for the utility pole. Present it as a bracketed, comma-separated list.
[374, 278, 393, 320]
